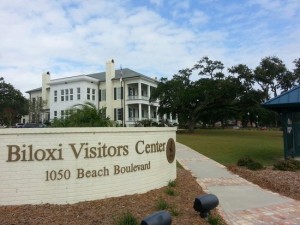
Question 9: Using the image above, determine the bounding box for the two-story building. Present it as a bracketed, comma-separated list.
[26, 59, 177, 127]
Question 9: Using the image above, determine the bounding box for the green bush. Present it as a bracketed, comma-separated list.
[115, 212, 138, 225]
[208, 215, 226, 225]
[246, 161, 264, 170]
[237, 157, 254, 167]
[237, 157, 263, 170]
[273, 159, 300, 171]
[165, 187, 176, 196]
[156, 197, 169, 210]
[168, 180, 176, 187]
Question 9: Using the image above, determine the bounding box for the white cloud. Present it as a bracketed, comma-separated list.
[0, 0, 299, 95]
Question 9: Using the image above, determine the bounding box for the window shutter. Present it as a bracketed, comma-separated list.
[114, 108, 117, 121]
[114, 88, 116, 100]
[99, 90, 101, 102]
[121, 87, 123, 99]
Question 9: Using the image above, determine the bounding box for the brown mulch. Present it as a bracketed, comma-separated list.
[2, 166, 297, 225]
[0, 168, 223, 225]
[227, 165, 300, 201]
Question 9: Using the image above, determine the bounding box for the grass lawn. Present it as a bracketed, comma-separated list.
[177, 129, 284, 166]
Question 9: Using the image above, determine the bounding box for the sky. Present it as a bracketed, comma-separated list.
[1, 0, 300, 95]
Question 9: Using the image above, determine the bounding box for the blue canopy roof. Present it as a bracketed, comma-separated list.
[263, 86, 300, 111]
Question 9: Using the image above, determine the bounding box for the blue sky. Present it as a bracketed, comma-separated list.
[1, 0, 300, 95]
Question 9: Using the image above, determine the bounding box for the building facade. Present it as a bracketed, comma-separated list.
[26, 60, 177, 127]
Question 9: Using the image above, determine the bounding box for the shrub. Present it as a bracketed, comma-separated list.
[168, 180, 176, 187]
[156, 197, 169, 210]
[115, 212, 138, 225]
[165, 187, 176, 196]
[273, 159, 300, 171]
[169, 206, 180, 216]
[246, 161, 264, 170]
[208, 214, 226, 225]
[237, 157, 254, 167]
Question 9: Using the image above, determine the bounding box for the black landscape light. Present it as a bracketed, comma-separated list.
[193, 194, 219, 218]
[141, 210, 172, 225]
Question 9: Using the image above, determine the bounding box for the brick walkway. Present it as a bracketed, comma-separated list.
[176, 142, 300, 225]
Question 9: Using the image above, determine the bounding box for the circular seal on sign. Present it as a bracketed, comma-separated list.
[166, 138, 176, 163]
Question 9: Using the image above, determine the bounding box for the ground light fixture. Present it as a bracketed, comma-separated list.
[193, 194, 219, 218]
[141, 210, 172, 225]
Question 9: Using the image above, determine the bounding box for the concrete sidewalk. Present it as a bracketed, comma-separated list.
[176, 142, 300, 225]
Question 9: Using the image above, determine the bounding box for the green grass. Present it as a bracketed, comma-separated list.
[177, 129, 283, 166]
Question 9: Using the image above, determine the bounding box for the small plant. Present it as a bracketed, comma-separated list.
[165, 187, 176, 196]
[169, 206, 180, 216]
[237, 157, 253, 167]
[168, 179, 176, 187]
[246, 161, 264, 170]
[237, 157, 263, 170]
[208, 214, 226, 225]
[115, 212, 138, 225]
[273, 159, 300, 171]
[156, 197, 169, 210]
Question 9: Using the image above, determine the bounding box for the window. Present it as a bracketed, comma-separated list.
[61, 110, 64, 119]
[77, 88, 81, 100]
[54, 111, 57, 119]
[129, 108, 136, 118]
[114, 108, 123, 121]
[99, 89, 106, 101]
[61, 90, 64, 101]
[87, 88, 90, 100]
[54, 90, 57, 102]
[114, 87, 123, 100]
[65, 89, 69, 101]
[70, 88, 73, 101]
[92, 89, 95, 100]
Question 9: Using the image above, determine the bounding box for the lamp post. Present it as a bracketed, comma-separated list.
[120, 77, 124, 127]
[247, 112, 250, 127]
[256, 115, 259, 128]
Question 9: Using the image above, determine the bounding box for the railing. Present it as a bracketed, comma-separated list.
[127, 95, 149, 101]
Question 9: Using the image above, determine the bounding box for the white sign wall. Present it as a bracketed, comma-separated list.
[0, 127, 176, 205]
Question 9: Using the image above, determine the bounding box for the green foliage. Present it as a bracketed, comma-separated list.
[115, 212, 138, 225]
[169, 206, 180, 216]
[208, 214, 226, 225]
[237, 157, 254, 166]
[51, 102, 114, 127]
[168, 180, 176, 188]
[165, 187, 175, 196]
[0, 77, 28, 126]
[156, 197, 169, 210]
[273, 159, 300, 171]
[246, 161, 264, 170]
[237, 156, 263, 170]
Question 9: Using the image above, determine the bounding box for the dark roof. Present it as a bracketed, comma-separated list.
[26, 68, 158, 94]
[263, 86, 300, 111]
[26, 87, 42, 93]
[87, 68, 157, 82]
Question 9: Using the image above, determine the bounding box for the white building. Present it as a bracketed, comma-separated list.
[26, 60, 177, 127]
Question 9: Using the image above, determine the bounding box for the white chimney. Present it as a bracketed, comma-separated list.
[42, 71, 50, 106]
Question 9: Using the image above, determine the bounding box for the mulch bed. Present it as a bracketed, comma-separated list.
[0, 168, 223, 225]
[227, 165, 300, 201]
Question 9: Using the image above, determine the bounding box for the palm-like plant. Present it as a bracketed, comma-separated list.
[52, 102, 114, 127]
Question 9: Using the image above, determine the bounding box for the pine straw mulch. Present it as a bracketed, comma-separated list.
[227, 165, 300, 201]
[0, 168, 225, 225]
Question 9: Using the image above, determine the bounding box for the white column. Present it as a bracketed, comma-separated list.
[125, 105, 128, 124]
[139, 104, 142, 120]
[147, 85, 150, 99]
[148, 105, 151, 119]
[138, 82, 141, 99]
